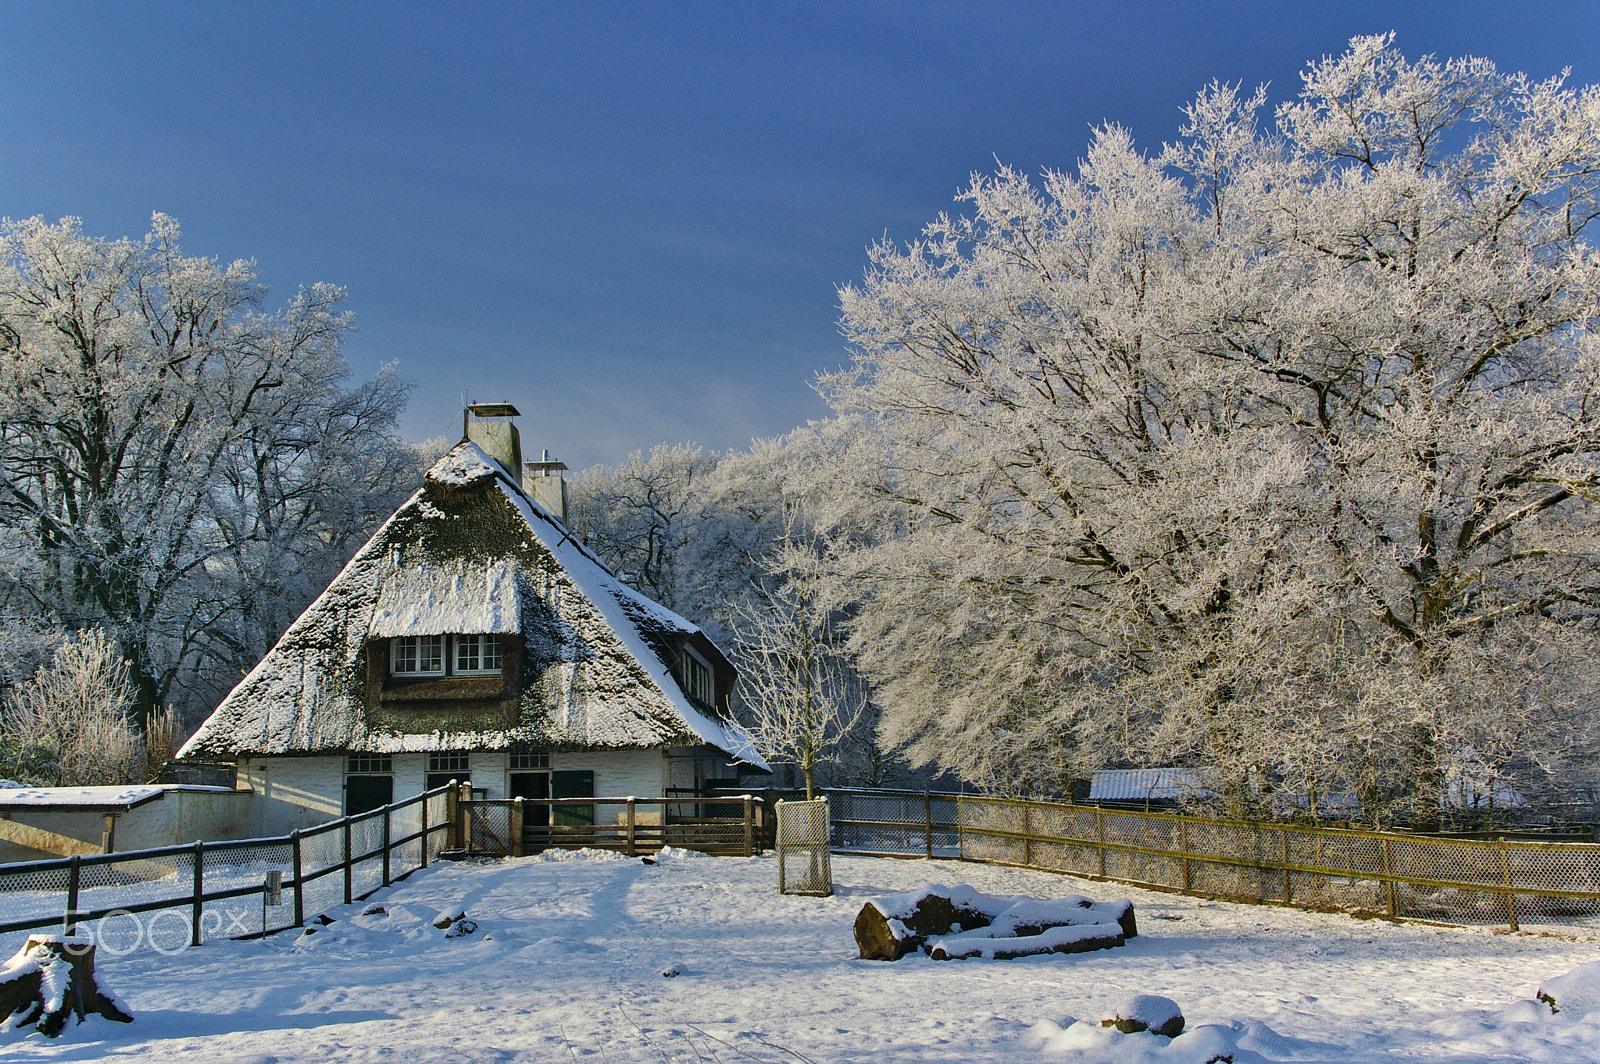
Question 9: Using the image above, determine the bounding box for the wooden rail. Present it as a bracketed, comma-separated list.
[0, 784, 456, 947]
[456, 794, 766, 857]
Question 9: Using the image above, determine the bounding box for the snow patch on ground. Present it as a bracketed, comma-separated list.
[1, 854, 1596, 1062]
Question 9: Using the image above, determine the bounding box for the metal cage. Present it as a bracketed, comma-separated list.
[775, 799, 832, 897]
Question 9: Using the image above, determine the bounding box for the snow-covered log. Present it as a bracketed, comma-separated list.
[1102, 994, 1185, 1038]
[0, 935, 132, 1037]
[854, 884, 1134, 961]
[1536, 959, 1600, 1017]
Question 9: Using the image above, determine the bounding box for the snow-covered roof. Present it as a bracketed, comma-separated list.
[369, 560, 521, 637]
[0, 784, 237, 811]
[179, 440, 766, 768]
[1088, 768, 1211, 802]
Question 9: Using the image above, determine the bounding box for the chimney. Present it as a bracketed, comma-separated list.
[523, 448, 570, 524]
[463, 402, 522, 478]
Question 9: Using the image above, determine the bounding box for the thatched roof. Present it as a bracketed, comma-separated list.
[178, 441, 765, 767]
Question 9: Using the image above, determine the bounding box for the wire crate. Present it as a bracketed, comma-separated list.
[776, 799, 832, 897]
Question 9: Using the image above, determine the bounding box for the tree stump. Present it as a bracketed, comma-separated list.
[0, 936, 133, 1037]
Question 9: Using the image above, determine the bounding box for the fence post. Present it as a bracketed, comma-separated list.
[420, 793, 430, 868]
[446, 779, 460, 850]
[63, 853, 81, 937]
[924, 791, 933, 859]
[191, 840, 204, 947]
[957, 796, 966, 860]
[511, 797, 525, 858]
[1022, 802, 1033, 868]
[292, 829, 305, 928]
[1095, 807, 1106, 878]
[743, 795, 754, 857]
[342, 818, 353, 906]
[1281, 828, 1292, 904]
[626, 798, 636, 856]
[1381, 836, 1398, 918]
[1499, 845, 1519, 933]
[1179, 818, 1191, 893]
[381, 806, 392, 887]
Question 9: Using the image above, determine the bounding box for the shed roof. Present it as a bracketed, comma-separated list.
[178, 440, 766, 768]
[0, 784, 237, 813]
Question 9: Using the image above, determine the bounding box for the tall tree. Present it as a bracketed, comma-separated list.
[822, 36, 1600, 822]
[0, 214, 419, 724]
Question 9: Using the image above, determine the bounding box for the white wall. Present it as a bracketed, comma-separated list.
[0, 788, 255, 863]
[237, 748, 671, 834]
[237, 756, 344, 837]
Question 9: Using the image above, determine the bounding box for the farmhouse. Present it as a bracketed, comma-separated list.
[178, 404, 767, 837]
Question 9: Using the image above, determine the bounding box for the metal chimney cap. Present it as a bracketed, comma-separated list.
[466, 402, 521, 418]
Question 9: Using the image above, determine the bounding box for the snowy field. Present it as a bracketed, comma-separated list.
[4, 850, 1600, 1062]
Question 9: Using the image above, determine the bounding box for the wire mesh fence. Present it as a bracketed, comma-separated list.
[0, 783, 455, 959]
[776, 799, 832, 896]
[813, 788, 1600, 933]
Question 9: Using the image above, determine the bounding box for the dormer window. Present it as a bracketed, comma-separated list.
[391, 635, 445, 676]
[389, 634, 502, 678]
[680, 650, 714, 707]
[454, 634, 502, 674]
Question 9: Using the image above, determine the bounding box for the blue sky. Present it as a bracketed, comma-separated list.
[3, 1, 1597, 468]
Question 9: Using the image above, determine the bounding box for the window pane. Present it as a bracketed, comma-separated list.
[482, 636, 501, 671]
[420, 635, 443, 672]
[456, 635, 478, 672]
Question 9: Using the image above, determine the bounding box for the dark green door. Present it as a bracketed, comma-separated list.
[345, 774, 393, 816]
[551, 770, 594, 826]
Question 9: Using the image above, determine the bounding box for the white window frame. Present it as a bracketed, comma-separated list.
[453, 634, 503, 675]
[391, 635, 445, 677]
[680, 647, 714, 707]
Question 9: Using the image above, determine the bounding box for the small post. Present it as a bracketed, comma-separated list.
[381, 806, 392, 886]
[1021, 802, 1033, 867]
[191, 840, 204, 947]
[1381, 836, 1398, 918]
[420, 793, 430, 868]
[457, 780, 473, 851]
[743, 794, 754, 857]
[1281, 828, 1292, 904]
[511, 797, 525, 858]
[957, 796, 966, 860]
[626, 798, 636, 856]
[923, 791, 933, 859]
[101, 813, 117, 854]
[63, 853, 81, 937]
[1095, 807, 1107, 878]
[342, 818, 353, 905]
[1179, 818, 1191, 893]
[1499, 845, 1519, 933]
[292, 829, 305, 927]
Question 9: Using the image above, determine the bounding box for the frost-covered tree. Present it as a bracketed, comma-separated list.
[2, 629, 142, 786]
[821, 35, 1600, 822]
[573, 422, 904, 788]
[732, 573, 867, 799]
[0, 214, 421, 724]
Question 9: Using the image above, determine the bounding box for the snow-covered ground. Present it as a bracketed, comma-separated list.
[4, 850, 1599, 1062]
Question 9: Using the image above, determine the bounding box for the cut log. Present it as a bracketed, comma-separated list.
[855, 884, 1137, 961]
[0, 936, 133, 1037]
[929, 923, 1125, 960]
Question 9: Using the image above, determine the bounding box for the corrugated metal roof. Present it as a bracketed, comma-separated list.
[1088, 768, 1210, 801]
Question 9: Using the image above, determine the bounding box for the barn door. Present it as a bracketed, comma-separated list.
[551, 770, 594, 826]
[510, 771, 550, 827]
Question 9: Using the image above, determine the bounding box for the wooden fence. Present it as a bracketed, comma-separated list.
[455, 790, 767, 857]
[0, 784, 455, 953]
[822, 788, 1600, 932]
